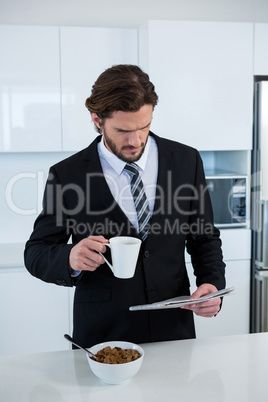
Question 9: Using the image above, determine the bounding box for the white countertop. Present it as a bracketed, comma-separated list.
[0, 333, 267, 402]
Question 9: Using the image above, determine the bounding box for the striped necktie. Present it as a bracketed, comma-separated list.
[124, 163, 151, 241]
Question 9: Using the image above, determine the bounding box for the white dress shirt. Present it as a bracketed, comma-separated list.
[98, 134, 159, 232]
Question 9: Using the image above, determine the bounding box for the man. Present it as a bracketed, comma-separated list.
[24, 64, 225, 348]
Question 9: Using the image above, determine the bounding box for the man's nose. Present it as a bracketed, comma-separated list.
[127, 131, 141, 147]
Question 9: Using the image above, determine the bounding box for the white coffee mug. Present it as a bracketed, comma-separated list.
[100, 236, 142, 279]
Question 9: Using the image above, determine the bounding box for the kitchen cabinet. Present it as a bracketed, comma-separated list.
[139, 21, 254, 151]
[60, 27, 138, 151]
[254, 23, 268, 75]
[0, 25, 137, 153]
[0, 243, 73, 356]
[0, 25, 61, 152]
[0, 264, 72, 356]
[186, 228, 251, 337]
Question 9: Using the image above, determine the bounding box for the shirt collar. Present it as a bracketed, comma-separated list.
[99, 135, 151, 175]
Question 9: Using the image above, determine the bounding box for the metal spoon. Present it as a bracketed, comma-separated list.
[64, 334, 97, 359]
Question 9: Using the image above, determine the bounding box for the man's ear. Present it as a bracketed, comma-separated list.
[90, 112, 102, 130]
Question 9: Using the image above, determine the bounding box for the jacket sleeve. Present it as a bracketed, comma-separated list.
[185, 150, 226, 291]
[24, 166, 78, 287]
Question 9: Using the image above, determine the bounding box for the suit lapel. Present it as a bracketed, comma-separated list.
[149, 133, 173, 228]
[80, 133, 173, 239]
[81, 136, 140, 237]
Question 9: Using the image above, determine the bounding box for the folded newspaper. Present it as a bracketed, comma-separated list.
[129, 287, 234, 311]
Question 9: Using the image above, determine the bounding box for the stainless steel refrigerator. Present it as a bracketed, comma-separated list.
[251, 80, 268, 333]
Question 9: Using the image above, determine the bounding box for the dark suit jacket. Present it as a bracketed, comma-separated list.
[24, 132, 225, 348]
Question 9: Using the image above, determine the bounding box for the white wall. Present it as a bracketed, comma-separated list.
[1, 0, 268, 27]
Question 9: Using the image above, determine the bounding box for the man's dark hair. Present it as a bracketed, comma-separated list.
[85, 64, 158, 133]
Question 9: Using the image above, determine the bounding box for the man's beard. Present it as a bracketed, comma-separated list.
[102, 127, 147, 163]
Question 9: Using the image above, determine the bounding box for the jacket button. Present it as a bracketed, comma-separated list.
[144, 250, 150, 258]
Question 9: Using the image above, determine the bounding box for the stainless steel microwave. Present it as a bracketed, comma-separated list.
[205, 174, 248, 228]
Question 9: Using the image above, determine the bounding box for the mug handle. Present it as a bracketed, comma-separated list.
[98, 243, 113, 270]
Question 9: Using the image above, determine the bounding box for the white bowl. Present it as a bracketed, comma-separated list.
[86, 340, 144, 384]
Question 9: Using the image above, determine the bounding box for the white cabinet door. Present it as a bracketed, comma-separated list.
[140, 21, 253, 151]
[185, 228, 251, 264]
[60, 27, 138, 151]
[0, 267, 71, 356]
[0, 25, 61, 152]
[254, 23, 268, 75]
[219, 228, 251, 261]
[186, 228, 251, 337]
[187, 260, 250, 338]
